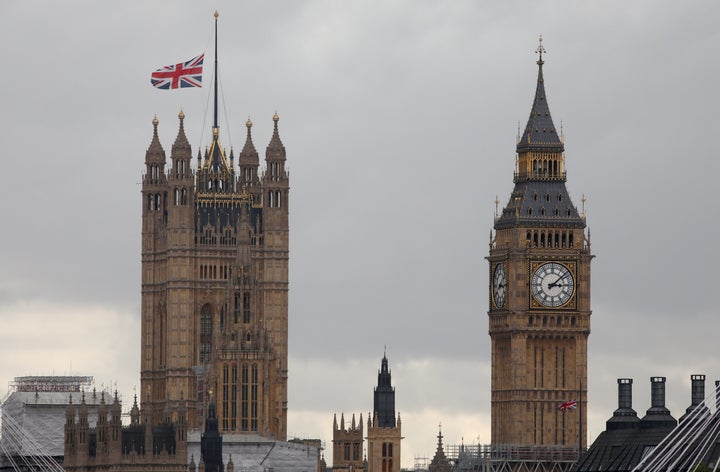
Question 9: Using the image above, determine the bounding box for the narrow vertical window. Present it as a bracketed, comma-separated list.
[199, 304, 213, 363]
[241, 364, 249, 431]
[251, 364, 258, 431]
[243, 292, 251, 323]
[231, 364, 238, 430]
[222, 364, 229, 430]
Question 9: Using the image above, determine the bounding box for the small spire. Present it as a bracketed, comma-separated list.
[536, 34, 545, 65]
[240, 116, 258, 163]
[146, 115, 166, 163]
[172, 109, 191, 155]
[266, 111, 286, 160]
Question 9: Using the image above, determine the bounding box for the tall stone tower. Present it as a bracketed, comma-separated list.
[488, 39, 592, 448]
[140, 110, 289, 440]
[367, 355, 402, 472]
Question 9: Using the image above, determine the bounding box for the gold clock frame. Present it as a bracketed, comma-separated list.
[528, 260, 577, 309]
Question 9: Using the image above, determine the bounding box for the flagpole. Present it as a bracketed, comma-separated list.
[213, 10, 219, 133]
[578, 377, 582, 461]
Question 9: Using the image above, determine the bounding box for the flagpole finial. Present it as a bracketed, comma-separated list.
[536, 34, 546, 65]
[214, 10, 219, 19]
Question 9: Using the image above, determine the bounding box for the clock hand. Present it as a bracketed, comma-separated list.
[547, 272, 567, 289]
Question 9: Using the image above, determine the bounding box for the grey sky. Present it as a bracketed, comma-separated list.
[1, 1, 719, 468]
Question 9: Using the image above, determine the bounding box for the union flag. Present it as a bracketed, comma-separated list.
[558, 400, 577, 412]
[150, 53, 204, 89]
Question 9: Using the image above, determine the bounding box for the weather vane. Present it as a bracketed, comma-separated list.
[536, 34, 546, 63]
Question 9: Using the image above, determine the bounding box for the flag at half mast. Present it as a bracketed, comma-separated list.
[150, 53, 204, 89]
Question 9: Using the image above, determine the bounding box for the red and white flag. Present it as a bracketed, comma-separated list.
[558, 400, 577, 412]
[150, 53, 204, 89]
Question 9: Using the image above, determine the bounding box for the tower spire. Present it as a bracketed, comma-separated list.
[517, 36, 562, 155]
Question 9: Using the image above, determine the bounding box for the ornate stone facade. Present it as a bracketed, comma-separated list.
[64, 392, 188, 472]
[488, 42, 592, 448]
[141, 111, 289, 440]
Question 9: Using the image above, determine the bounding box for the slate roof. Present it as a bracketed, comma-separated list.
[495, 180, 585, 229]
[494, 54, 584, 231]
[517, 57, 564, 154]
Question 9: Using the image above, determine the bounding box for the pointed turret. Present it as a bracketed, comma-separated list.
[373, 354, 396, 428]
[143, 116, 169, 218]
[266, 112, 286, 161]
[239, 118, 261, 198]
[64, 394, 78, 462]
[516, 37, 563, 155]
[171, 110, 192, 181]
[201, 402, 223, 472]
[145, 116, 167, 177]
[130, 394, 140, 425]
[428, 426, 451, 472]
[494, 38, 585, 231]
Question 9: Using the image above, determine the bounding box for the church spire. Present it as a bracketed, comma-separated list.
[373, 353, 396, 428]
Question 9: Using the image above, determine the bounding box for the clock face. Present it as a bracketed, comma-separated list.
[492, 263, 506, 308]
[531, 262, 575, 307]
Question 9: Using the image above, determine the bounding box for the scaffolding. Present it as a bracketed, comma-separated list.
[10, 377, 93, 394]
[0, 376, 98, 471]
[444, 444, 579, 472]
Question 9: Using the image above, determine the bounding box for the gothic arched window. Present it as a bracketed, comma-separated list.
[199, 304, 213, 363]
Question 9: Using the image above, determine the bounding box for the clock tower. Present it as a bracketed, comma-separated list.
[488, 38, 592, 449]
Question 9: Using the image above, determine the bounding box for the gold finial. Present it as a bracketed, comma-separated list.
[494, 195, 500, 219]
[152, 115, 159, 126]
[581, 193, 587, 218]
[214, 10, 219, 19]
[246, 117, 253, 128]
[213, 127, 219, 137]
[179, 109, 185, 120]
[536, 34, 546, 63]
[273, 111, 280, 122]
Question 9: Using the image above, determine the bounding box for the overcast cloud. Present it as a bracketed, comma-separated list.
[1, 1, 719, 468]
